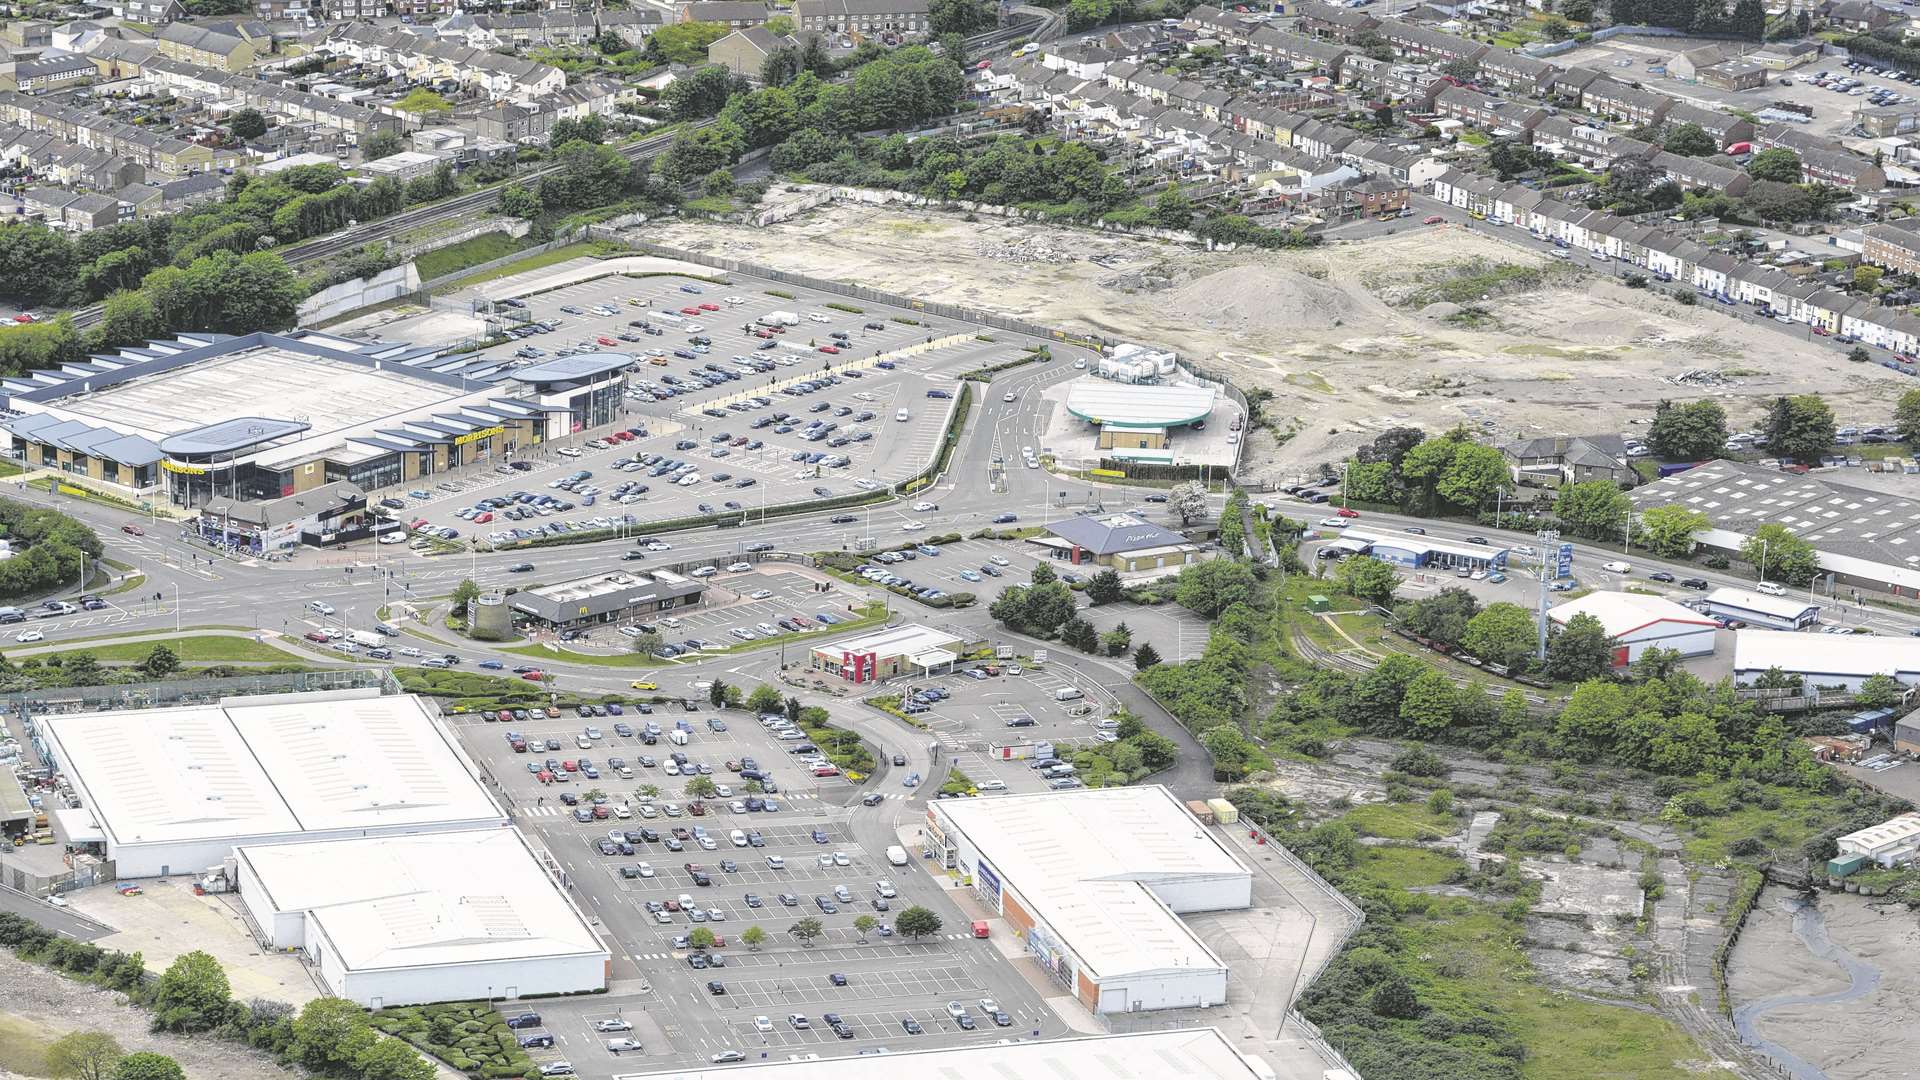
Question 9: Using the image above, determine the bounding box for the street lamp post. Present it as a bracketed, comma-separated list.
[1535, 528, 1559, 662]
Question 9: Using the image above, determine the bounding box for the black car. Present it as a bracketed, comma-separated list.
[1402, 526, 1426, 535]
[1464, 536, 1489, 545]
[707, 980, 727, 995]
[1680, 577, 1709, 589]
[504, 1012, 542, 1030]
[509, 562, 535, 573]
[1649, 571, 1676, 583]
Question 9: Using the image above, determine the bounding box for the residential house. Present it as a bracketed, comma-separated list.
[1754, 122, 1845, 155]
[1864, 221, 1920, 274]
[1378, 20, 1486, 64]
[154, 22, 258, 71]
[115, 181, 162, 218]
[1856, 102, 1920, 137]
[123, 0, 186, 24]
[1478, 48, 1556, 94]
[1246, 26, 1349, 75]
[1503, 434, 1637, 488]
[1581, 79, 1672, 126]
[679, 1, 771, 27]
[793, 0, 929, 35]
[1662, 100, 1753, 148]
[1651, 150, 1752, 195]
[1548, 65, 1604, 102]
[323, 0, 385, 19]
[1826, 0, 1895, 31]
[1293, 0, 1380, 40]
[1799, 146, 1884, 190]
[1292, 117, 1357, 158]
[2, 52, 96, 91]
[473, 11, 661, 47]
[707, 25, 798, 79]
[1667, 42, 1742, 83]
[154, 170, 227, 210]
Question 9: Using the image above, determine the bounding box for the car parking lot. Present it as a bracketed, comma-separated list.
[364, 271, 1041, 545]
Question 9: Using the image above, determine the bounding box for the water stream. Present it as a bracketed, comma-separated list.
[1730, 893, 1883, 1080]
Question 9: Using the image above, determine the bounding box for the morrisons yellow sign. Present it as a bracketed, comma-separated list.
[455, 426, 505, 446]
[161, 461, 207, 475]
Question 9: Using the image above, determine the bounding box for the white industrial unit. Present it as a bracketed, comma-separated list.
[1701, 587, 1822, 631]
[927, 786, 1248, 1015]
[1548, 591, 1719, 667]
[1733, 629, 1920, 692]
[235, 828, 607, 1008]
[41, 690, 506, 877]
[1837, 812, 1920, 868]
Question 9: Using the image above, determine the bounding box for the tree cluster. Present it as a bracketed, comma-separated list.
[1341, 426, 1511, 515]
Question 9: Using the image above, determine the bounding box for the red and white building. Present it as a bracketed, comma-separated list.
[1548, 591, 1720, 667]
[809, 624, 963, 684]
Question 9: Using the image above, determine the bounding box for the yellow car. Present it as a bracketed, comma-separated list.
[630, 680, 657, 691]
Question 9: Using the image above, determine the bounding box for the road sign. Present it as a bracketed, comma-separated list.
[1556, 543, 1574, 580]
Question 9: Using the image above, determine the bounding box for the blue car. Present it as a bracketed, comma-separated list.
[479, 660, 504, 670]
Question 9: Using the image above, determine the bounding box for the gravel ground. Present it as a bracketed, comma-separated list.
[0, 950, 299, 1080]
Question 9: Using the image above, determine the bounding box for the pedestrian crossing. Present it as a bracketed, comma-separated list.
[632, 952, 671, 961]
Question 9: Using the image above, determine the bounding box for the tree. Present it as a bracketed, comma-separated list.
[362, 129, 403, 162]
[628, 630, 663, 657]
[746, 684, 785, 714]
[685, 775, 718, 799]
[1636, 504, 1709, 559]
[1086, 568, 1123, 605]
[110, 1055, 185, 1080]
[45, 1032, 123, 1080]
[227, 108, 268, 141]
[1200, 724, 1259, 780]
[646, 21, 730, 65]
[1747, 147, 1802, 183]
[394, 88, 452, 116]
[1440, 57, 1480, 80]
[548, 115, 608, 148]
[708, 678, 728, 707]
[1101, 623, 1132, 657]
[852, 914, 878, 942]
[704, 168, 736, 198]
[1853, 265, 1884, 293]
[1764, 394, 1836, 463]
[765, 12, 796, 34]
[1169, 480, 1209, 526]
[1545, 612, 1614, 683]
[63, 653, 105, 687]
[664, 66, 743, 122]
[1398, 669, 1459, 736]
[150, 950, 231, 1033]
[1488, 138, 1547, 179]
[789, 917, 824, 946]
[894, 905, 942, 939]
[352, 1037, 434, 1080]
[136, 644, 180, 678]
[1371, 975, 1421, 1019]
[1555, 480, 1632, 541]
[500, 182, 541, 220]
[785, 695, 803, 724]
[719, 86, 798, 148]
[291, 996, 375, 1074]
[688, 926, 717, 950]
[1060, 615, 1098, 653]
[1896, 387, 1920, 445]
[450, 577, 481, 616]
[95, 289, 158, 348]
[930, 0, 992, 33]
[1333, 556, 1402, 605]
[1461, 602, 1538, 670]
[1342, 460, 1396, 505]
[1436, 442, 1510, 509]
[1399, 587, 1479, 647]
[741, 925, 767, 950]
[1741, 523, 1818, 587]
[1853, 672, 1903, 711]
[1175, 560, 1257, 620]
[1663, 122, 1717, 157]
[1134, 642, 1161, 670]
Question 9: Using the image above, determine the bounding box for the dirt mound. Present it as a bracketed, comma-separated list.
[1420, 302, 1463, 319]
[1163, 265, 1372, 332]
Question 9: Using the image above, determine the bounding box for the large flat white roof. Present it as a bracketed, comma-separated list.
[237, 828, 606, 974]
[44, 692, 502, 850]
[613, 1029, 1270, 1080]
[1704, 586, 1821, 620]
[933, 786, 1246, 981]
[1548, 591, 1718, 636]
[1733, 628, 1920, 679]
[1065, 381, 1217, 427]
[816, 623, 960, 659]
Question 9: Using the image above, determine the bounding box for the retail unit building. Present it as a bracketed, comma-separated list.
[40, 691, 504, 877]
[610, 1028, 1274, 1080]
[1336, 528, 1509, 573]
[1733, 629, 1920, 691]
[1039, 513, 1202, 571]
[1702, 587, 1822, 631]
[1063, 381, 1218, 461]
[1547, 591, 1719, 667]
[235, 828, 607, 1007]
[926, 786, 1248, 1014]
[509, 568, 705, 631]
[809, 624, 965, 683]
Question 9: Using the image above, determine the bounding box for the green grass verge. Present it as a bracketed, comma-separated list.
[0, 1013, 54, 1077]
[1343, 802, 1458, 841]
[413, 231, 535, 281]
[496, 602, 889, 667]
[432, 239, 626, 293]
[20, 634, 307, 665]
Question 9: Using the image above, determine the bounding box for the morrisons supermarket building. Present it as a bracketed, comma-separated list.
[0, 330, 630, 509]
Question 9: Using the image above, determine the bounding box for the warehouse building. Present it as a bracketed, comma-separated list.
[926, 786, 1249, 1014]
[1836, 812, 1920, 868]
[509, 568, 705, 631]
[810, 624, 966, 683]
[235, 827, 607, 1008]
[1038, 513, 1203, 571]
[616, 1029, 1277, 1080]
[40, 691, 505, 877]
[0, 331, 630, 509]
[1337, 528, 1510, 573]
[1547, 591, 1719, 667]
[1063, 381, 1218, 460]
[1702, 587, 1822, 631]
[1733, 629, 1920, 692]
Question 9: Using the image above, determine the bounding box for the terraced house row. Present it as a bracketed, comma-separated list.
[1429, 168, 1920, 354]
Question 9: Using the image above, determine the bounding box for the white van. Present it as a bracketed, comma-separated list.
[1053, 687, 1084, 702]
[668, 729, 689, 746]
[1755, 581, 1788, 596]
[885, 845, 909, 867]
[895, 409, 910, 422]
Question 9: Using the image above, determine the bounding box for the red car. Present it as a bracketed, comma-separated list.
[1335, 507, 1361, 518]
[680, 307, 701, 316]
[754, 329, 774, 338]
[592, 805, 610, 819]
[537, 770, 554, 783]
[523, 670, 547, 682]
[475, 512, 493, 523]
[304, 631, 329, 643]
[1423, 215, 1444, 225]
[11, 313, 34, 323]
[561, 759, 577, 771]
[120, 523, 143, 535]
[497, 709, 514, 722]
[597, 336, 617, 346]
[818, 345, 840, 354]
[699, 303, 720, 312]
